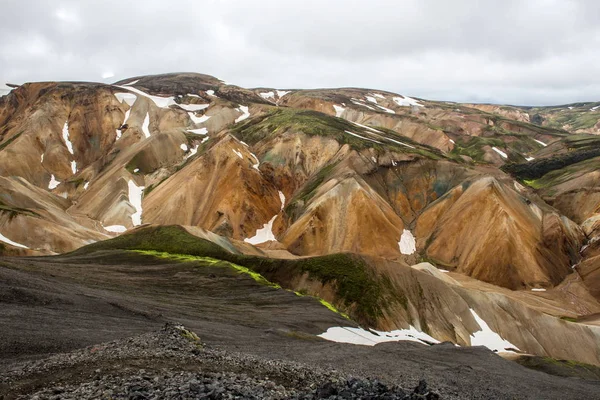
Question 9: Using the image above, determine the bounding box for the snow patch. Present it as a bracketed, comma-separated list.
[115, 85, 176, 108]
[125, 79, 139, 86]
[114, 92, 137, 106]
[70, 160, 77, 174]
[260, 91, 275, 100]
[372, 93, 386, 99]
[469, 309, 519, 353]
[206, 90, 216, 97]
[276, 90, 290, 98]
[365, 95, 378, 104]
[133, 168, 140, 173]
[235, 105, 250, 123]
[244, 215, 277, 245]
[83, 182, 89, 190]
[591, 105, 599, 111]
[393, 96, 424, 107]
[449, 139, 455, 144]
[492, 147, 508, 159]
[0, 232, 28, 249]
[48, 175, 60, 190]
[333, 104, 346, 117]
[62, 122, 74, 155]
[201, 137, 209, 144]
[128, 180, 144, 226]
[104, 225, 127, 233]
[399, 229, 416, 255]
[187, 128, 208, 135]
[531, 288, 546, 292]
[180, 143, 188, 151]
[141, 113, 151, 138]
[40, 153, 44, 163]
[344, 130, 382, 144]
[318, 326, 439, 347]
[525, 156, 535, 161]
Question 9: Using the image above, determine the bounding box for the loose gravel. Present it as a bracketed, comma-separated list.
[2, 323, 440, 399]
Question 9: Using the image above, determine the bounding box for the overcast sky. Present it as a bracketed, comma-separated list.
[1, 0, 599, 105]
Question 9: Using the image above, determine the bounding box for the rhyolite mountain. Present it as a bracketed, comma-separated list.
[1, 72, 600, 367]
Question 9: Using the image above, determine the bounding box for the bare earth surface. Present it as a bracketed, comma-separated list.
[1, 251, 600, 399]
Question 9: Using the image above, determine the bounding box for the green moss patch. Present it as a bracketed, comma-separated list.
[74, 225, 392, 325]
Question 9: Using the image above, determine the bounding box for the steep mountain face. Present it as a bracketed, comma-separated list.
[0, 72, 599, 366]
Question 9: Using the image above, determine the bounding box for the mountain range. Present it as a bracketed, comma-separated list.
[1, 72, 600, 377]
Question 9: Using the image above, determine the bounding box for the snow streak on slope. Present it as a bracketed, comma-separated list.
[492, 147, 508, 159]
[319, 326, 439, 346]
[0, 232, 28, 249]
[278, 191, 286, 208]
[399, 229, 416, 255]
[276, 90, 290, 98]
[534, 139, 547, 147]
[260, 92, 275, 100]
[70, 160, 77, 174]
[232, 149, 243, 159]
[62, 122, 74, 154]
[128, 180, 145, 226]
[469, 309, 520, 353]
[187, 128, 208, 135]
[142, 113, 151, 138]
[251, 152, 260, 171]
[235, 105, 250, 123]
[344, 131, 382, 144]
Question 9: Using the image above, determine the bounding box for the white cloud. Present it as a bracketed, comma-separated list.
[0, 0, 599, 105]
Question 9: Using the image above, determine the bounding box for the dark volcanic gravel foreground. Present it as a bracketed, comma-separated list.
[1, 324, 439, 399]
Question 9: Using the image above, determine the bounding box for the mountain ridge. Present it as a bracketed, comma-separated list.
[1, 72, 599, 369]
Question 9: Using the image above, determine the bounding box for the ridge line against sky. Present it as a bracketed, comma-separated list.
[1, 0, 599, 106]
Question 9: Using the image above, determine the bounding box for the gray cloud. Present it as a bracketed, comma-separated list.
[1, 0, 599, 105]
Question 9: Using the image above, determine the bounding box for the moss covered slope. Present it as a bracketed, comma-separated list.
[74, 225, 395, 326]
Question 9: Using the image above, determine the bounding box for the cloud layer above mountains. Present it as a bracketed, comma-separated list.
[2, 0, 599, 105]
